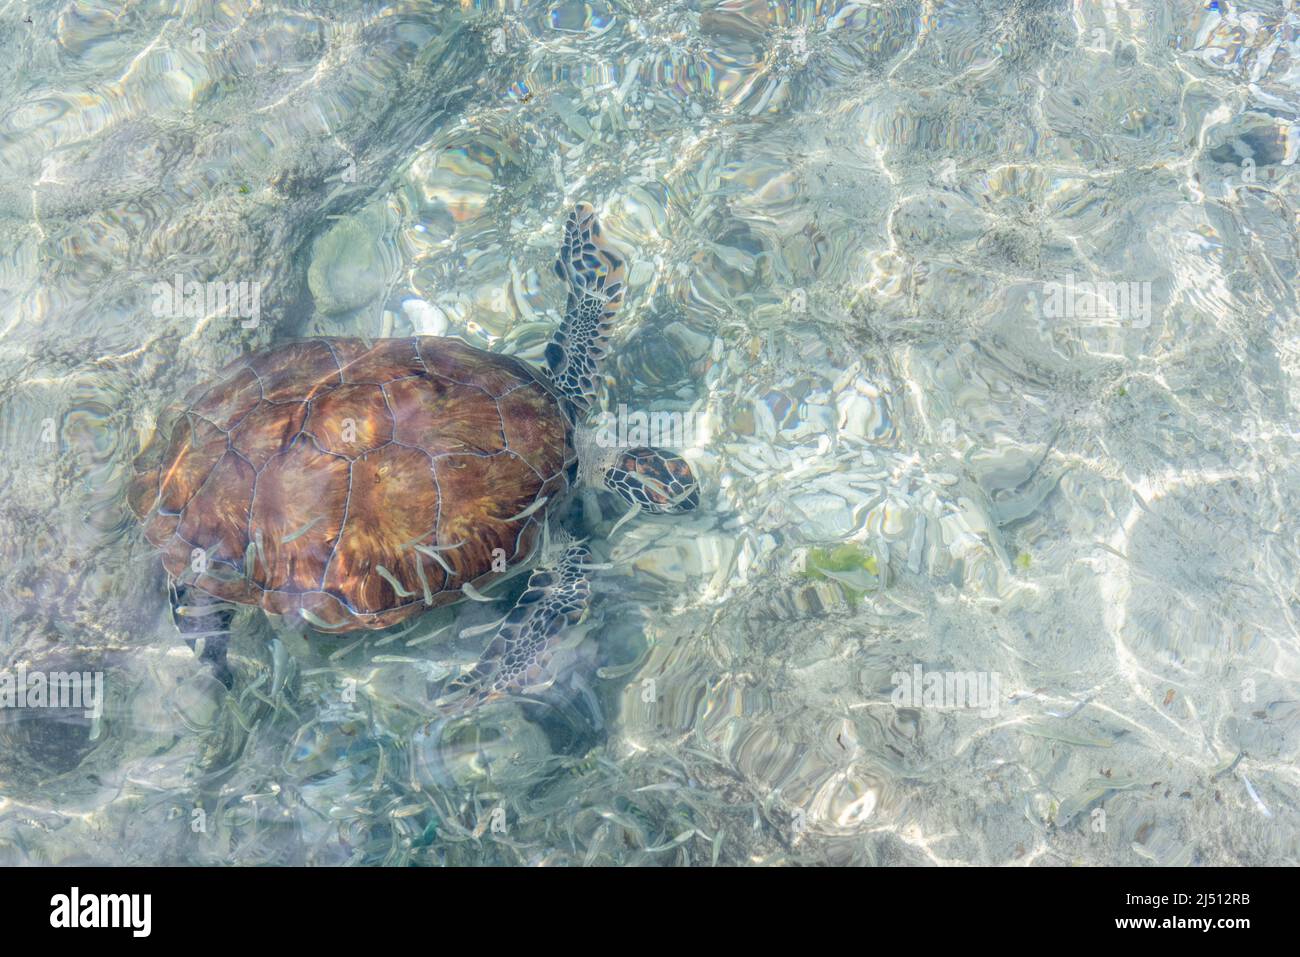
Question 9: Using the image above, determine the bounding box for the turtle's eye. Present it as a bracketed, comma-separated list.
[603, 447, 699, 514]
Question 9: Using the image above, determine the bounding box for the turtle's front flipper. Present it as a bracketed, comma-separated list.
[545, 203, 626, 419]
[439, 541, 593, 713]
[169, 580, 235, 689]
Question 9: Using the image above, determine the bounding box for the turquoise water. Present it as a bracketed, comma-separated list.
[0, 0, 1298, 865]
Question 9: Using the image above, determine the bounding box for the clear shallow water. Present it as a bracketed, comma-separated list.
[0, 0, 1297, 865]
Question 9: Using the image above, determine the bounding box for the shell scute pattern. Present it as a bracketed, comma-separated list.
[416, 336, 536, 397]
[250, 440, 350, 593]
[323, 444, 444, 614]
[305, 383, 394, 456]
[158, 414, 227, 513]
[190, 366, 262, 429]
[229, 400, 308, 469]
[128, 336, 574, 631]
[385, 375, 505, 455]
[329, 337, 425, 384]
[249, 339, 341, 402]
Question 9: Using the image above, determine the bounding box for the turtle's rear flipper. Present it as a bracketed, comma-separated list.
[439, 542, 593, 713]
[169, 581, 235, 689]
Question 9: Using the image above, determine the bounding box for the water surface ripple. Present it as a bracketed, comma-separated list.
[0, 0, 1297, 866]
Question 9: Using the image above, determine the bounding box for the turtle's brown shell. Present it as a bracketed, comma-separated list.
[128, 337, 574, 632]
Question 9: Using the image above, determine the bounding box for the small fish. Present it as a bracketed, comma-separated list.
[815, 566, 875, 591]
[459, 615, 509, 639]
[415, 545, 455, 577]
[1239, 772, 1272, 818]
[1045, 696, 1092, 719]
[373, 629, 411, 648]
[666, 484, 698, 508]
[594, 808, 649, 833]
[375, 564, 415, 598]
[237, 672, 269, 706]
[608, 500, 641, 537]
[175, 602, 239, 617]
[504, 495, 548, 522]
[1212, 751, 1244, 779]
[405, 623, 451, 647]
[300, 607, 338, 630]
[644, 829, 697, 853]
[402, 531, 463, 550]
[596, 646, 651, 680]
[281, 516, 322, 543]
[227, 700, 254, 732]
[413, 555, 434, 605]
[459, 581, 496, 603]
[328, 635, 367, 661]
[1022, 724, 1113, 748]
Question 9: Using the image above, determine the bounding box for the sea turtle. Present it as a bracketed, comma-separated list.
[127, 203, 698, 707]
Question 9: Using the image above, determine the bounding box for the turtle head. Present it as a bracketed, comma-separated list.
[602, 446, 699, 514]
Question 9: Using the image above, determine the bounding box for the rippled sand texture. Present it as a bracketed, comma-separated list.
[1, 0, 1297, 865]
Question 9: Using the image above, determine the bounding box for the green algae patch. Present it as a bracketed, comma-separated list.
[797, 544, 880, 606]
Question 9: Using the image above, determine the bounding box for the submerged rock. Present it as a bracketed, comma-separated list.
[307, 205, 391, 315]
